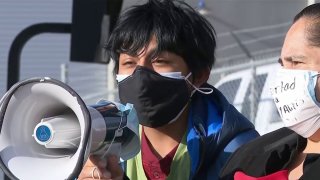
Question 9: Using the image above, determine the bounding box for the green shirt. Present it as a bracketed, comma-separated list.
[126, 128, 191, 180]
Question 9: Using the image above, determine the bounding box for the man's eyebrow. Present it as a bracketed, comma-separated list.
[284, 55, 307, 61]
[146, 48, 159, 62]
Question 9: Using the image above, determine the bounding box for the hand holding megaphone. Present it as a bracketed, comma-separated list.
[78, 155, 124, 180]
[0, 77, 140, 180]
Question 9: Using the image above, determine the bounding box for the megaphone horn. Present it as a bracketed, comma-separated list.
[0, 77, 140, 180]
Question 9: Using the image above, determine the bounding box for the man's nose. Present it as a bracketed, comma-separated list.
[137, 59, 153, 70]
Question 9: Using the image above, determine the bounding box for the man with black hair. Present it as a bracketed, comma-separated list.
[78, 0, 259, 179]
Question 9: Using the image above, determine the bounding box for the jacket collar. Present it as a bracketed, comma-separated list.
[187, 83, 256, 177]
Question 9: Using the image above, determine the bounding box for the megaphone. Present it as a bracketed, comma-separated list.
[0, 77, 140, 180]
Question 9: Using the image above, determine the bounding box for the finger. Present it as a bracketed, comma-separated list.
[89, 155, 103, 165]
[78, 155, 109, 180]
[106, 155, 123, 178]
[78, 165, 97, 180]
[91, 167, 100, 179]
[86, 155, 100, 167]
[90, 155, 108, 169]
[93, 166, 112, 179]
[90, 156, 111, 177]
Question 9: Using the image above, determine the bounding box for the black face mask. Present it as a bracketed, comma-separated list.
[118, 66, 190, 127]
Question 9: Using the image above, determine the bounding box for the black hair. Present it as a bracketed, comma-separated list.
[294, 3, 320, 47]
[105, 0, 216, 76]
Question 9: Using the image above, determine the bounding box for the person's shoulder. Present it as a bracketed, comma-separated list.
[224, 129, 259, 153]
[227, 127, 301, 157]
[219, 127, 306, 179]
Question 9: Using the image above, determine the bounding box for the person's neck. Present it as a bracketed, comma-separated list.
[304, 129, 320, 154]
[143, 106, 189, 158]
[304, 139, 320, 154]
[288, 130, 320, 180]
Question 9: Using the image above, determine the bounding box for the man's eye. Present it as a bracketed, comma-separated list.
[292, 61, 302, 65]
[153, 59, 169, 65]
[121, 60, 136, 66]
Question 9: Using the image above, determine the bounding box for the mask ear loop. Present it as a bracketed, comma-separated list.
[184, 73, 213, 95]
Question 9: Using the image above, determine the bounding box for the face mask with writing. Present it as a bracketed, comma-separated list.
[270, 68, 320, 138]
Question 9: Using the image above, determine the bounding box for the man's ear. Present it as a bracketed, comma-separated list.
[193, 68, 210, 87]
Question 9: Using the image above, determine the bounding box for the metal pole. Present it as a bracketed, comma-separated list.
[249, 60, 257, 124]
[60, 63, 69, 84]
[230, 31, 257, 123]
[107, 59, 116, 101]
[7, 23, 71, 90]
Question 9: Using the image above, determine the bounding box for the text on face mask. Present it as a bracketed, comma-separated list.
[275, 98, 305, 117]
[271, 77, 306, 118]
[271, 77, 296, 95]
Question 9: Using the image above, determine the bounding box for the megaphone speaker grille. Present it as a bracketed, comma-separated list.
[0, 77, 91, 180]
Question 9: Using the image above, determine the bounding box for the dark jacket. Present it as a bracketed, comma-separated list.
[219, 127, 320, 180]
[188, 83, 259, 179]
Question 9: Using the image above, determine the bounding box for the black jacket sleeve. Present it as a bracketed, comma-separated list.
[219, 128, 306, 180]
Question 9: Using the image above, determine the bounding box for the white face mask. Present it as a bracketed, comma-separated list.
[116, 71, 184, 82]
[116, 71, 213, 95]
[269, 68, 320, 138]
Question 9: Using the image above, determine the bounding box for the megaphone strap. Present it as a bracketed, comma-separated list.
[101, 111, 126, 159]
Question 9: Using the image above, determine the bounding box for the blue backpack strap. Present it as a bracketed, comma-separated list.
[206, 129, 259, 180]
[224, 129, 259, 153]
